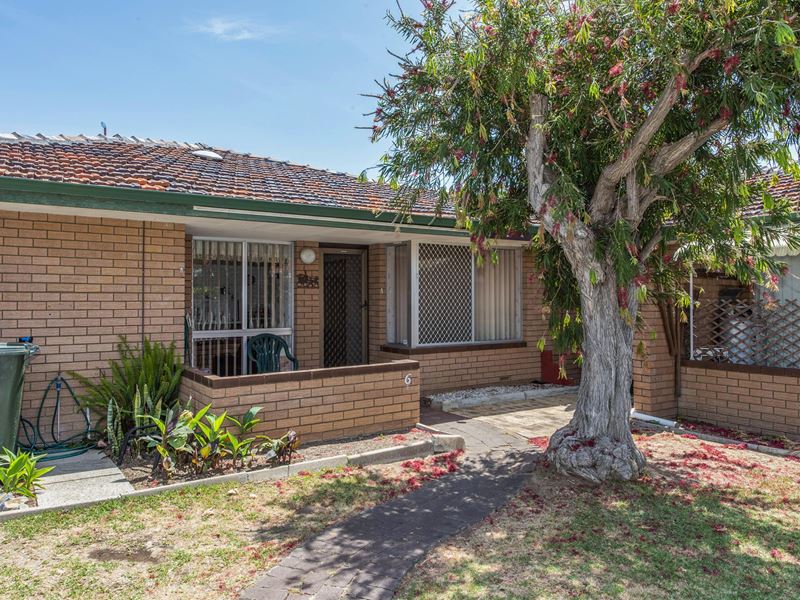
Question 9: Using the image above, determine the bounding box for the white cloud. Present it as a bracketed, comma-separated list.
[191, 17, 281, 42]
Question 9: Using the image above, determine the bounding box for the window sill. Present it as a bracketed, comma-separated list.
[380, 341, 527, 355]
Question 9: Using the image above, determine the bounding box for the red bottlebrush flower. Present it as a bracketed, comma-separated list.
[545, 151, 557, 165]
[608, 61, 624, 77]
[709, 48, 721, 60]
[771, 549, 783, 560]
[603, 36, 612, 50]
[675, 72, 687, 92]
[745, 256, 755, 267]
[421, 0, 433, 9]
[483, 24, 496, 36]
[617, 286, 629, 308]
[663, 253, 672, 263]
[453, 148, 465, 162]
[526, 28, 540, 46]
[618, 80, 628, 97]
[580, 127, 589, 138]
[783, 100, 792, 117]
[723, 54, 740, 75]
[667, 1, 680, 15]
[640, 81, 657, 101]
[719, 105, 733, 121]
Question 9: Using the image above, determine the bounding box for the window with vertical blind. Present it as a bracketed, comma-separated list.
[386, 242, 521, 346]
[191, 239, 293, 376]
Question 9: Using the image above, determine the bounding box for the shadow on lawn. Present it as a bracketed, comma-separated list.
[240, 450, 538, 599]
[399, 448, 800, 600]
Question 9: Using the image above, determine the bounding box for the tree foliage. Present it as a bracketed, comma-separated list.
[372, 0, 800, 353]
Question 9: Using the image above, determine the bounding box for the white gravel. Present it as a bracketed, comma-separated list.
[427, 383, 577, 411]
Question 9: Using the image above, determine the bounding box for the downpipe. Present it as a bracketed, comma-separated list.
[630, 409, 677, 429]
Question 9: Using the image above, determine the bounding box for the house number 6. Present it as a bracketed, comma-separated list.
[404, 374, 413, 385]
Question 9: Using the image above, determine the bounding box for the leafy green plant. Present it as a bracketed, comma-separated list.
[192, 410, 229, 473]
[72, 336, 183, 434]
[140, 408, 196, 476]
[227, 407, 262, 435]
[256, 430, 299, 464]
[0, 448, 54, 499]
[221, 432, 255, 469]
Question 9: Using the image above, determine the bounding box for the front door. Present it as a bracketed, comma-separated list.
[322, 249, 367, 367]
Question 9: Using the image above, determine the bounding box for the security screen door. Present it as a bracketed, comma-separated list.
[322, 249, 366, 368]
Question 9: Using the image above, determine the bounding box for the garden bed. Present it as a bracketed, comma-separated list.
[676, 419, 800, 452]
[120, 427, 434, 490]
[398, 431, 800, 600]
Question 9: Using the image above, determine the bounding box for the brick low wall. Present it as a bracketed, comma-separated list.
[376, 342, 538, 395]
[680, 361, 800, 439]
[0, 209, 185, 441]
[180, 360, 420, 443]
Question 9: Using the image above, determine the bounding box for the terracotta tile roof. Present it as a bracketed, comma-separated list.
[745, 170, 800, 217]
[0, 132, 448, 218]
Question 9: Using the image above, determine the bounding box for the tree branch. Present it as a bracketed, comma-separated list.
[590, 48, 719, 221]
[525, 93, 551, 215]
[639, 230, 663, 263]
[650, 118, 729, 177]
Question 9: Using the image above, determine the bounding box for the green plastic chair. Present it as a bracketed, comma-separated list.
[247, 334, 299, 374]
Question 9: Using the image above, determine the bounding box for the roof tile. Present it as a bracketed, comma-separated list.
[0, 133, 446, 217]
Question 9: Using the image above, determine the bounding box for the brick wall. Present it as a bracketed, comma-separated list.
[369, 247, 548, 394]
[294, 241, 321, 369]
[180, 360, 420, 442]
[633, 302, 678, 418]
[680, 362, 800, 439]
[0, 210, 185, 441]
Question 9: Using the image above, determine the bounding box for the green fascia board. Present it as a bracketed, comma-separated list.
[0, 176, 540, 239]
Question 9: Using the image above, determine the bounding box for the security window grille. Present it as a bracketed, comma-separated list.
[191, 239, 293, 376]
[387, 242, 521, 347]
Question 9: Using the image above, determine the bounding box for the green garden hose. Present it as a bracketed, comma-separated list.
[18, 374, 102, 461]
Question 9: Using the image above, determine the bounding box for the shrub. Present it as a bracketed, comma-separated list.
[72, 336, 184, 434]
[0, 448, 54, 499]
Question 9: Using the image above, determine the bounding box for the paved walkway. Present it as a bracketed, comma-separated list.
[240, 411, 535, 600]
[449, 392, 577, 441]
[34, 449, 134, 509]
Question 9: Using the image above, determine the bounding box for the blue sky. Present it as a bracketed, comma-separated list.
[0, 1, 425, 176]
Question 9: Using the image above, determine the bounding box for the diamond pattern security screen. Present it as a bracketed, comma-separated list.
[191, 239, 293, 376]
[418, 243, 473, 344]
[688, 297, 800, 369]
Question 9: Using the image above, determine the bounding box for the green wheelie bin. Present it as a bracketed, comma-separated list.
[0, 342, 39, 451]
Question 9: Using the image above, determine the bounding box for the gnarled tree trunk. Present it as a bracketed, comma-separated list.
[546, 261, 646, 482]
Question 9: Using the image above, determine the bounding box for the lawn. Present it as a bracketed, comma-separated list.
[398, 432, 800, 600]
[0, 458, 455, 600]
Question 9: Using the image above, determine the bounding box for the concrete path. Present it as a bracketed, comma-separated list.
[447, 392, 577, 441]
[240, 407, 539, 600]
[34, 450, 134, 509]
[240, 449, 535, 600]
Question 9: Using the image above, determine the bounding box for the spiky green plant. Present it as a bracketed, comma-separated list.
[72, 336, 183, 435]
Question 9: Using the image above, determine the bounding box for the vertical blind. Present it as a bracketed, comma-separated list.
[387, 243, 521, 346]
[475, 249, 519, 341]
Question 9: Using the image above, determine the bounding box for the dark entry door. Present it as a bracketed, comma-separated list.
[322, 250, 366, 367]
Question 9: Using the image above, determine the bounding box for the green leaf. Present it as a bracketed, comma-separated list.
[794, 48, 800, 74]
[589, 269, 598, 285]
[537, 337, 546, 352]
[775, 21, 797, 45]
[589, 80, 600, 100]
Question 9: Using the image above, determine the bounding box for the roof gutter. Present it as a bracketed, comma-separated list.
[0, 176, 470, 236]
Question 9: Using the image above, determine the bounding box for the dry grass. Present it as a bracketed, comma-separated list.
[0, 458, 455, 600]
[398, 432, 800, 600]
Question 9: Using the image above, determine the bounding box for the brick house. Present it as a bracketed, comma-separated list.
[634, 171, 800, 440]
[0, 133, 555, 444]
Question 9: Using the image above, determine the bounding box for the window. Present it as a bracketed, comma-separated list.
[191, 239, 293, 376]
[387, 242, 521, 346]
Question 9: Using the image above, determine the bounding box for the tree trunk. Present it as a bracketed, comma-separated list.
[546, 263, 646, 483]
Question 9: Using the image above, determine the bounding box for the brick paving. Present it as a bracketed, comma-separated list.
[239, 409, 535, 600]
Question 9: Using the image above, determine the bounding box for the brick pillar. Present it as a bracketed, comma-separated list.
[294, 241, 321, 369]
[367, 244, 387, 362]
[633, 302, 678, 418]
